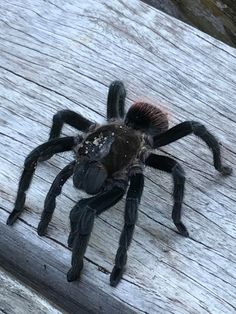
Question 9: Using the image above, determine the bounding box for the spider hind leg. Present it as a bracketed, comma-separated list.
[107, 80, 126, 120]
[39, 110, 93, 161]
[153, 121, 233, 175]
[48, 110, 93, 140]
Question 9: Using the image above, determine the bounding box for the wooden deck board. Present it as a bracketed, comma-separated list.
[0, 267, 64, 314]
[0, 0, 235, 313]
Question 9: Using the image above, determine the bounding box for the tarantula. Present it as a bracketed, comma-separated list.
[7, 81, 232, 286]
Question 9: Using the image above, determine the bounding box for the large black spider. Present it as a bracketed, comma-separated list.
[7, 81, 232, 286]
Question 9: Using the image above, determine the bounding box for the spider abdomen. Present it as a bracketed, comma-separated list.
[125, 102, 169, 135]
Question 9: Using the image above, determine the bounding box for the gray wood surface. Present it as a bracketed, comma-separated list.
[0, 267, 64, 314]
[141, 0, 236, 48]
[0, 0, 235, 313]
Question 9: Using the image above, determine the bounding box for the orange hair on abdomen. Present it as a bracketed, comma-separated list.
[125, 102, 169, 135]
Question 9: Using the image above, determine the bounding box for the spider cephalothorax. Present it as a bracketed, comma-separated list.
[73, 123, 146, 194]
[7, 80, 232, 286]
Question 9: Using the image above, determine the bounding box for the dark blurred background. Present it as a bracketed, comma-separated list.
[142, 0, 236, 48]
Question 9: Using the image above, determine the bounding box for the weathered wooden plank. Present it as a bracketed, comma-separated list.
[0, 212, 136, 314]
[141, 0, 236, 48]
[0, 0, 235, 313]
[0, 267, 64, 314]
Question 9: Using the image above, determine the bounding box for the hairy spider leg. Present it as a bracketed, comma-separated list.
[107, 80, 126, 120]
[37, 161, 76, 236]
[145, 154, 188, 236]
[7, 137, 75, 226]
[153, 121, 232, 175]
[67, 182, 127, 282]
[110, 171, 144, 287]
[48, 109, 93, 140]
[40, 110, 93, 161]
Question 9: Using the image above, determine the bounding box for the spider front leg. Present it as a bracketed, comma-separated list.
[145, 154, 188, 236]
[153, 121, 232, 175]
[67, 182, 127, 282]
[37, 161, 76, 236]
[7, 137, 75, 226]
[107, 80, 126, 121]
[110, 171, 144, 287]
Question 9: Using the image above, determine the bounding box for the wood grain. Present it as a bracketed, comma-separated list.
[0, 0, 235, 313]
[0, 267, 65, 314]
[141, 0, 236, 48]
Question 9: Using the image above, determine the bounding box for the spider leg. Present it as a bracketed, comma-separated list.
[6, 137, 75, 226]
[37, 160, 76, 236]
[145, 154, 188, 236]
[40, 110, 93, 161]
[107, 81, 126, 120]
[48, 109, 93, 140]
[110, 171, 144, 287]
[67, 181, 127, 282]
[153, 121, 232, 175]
